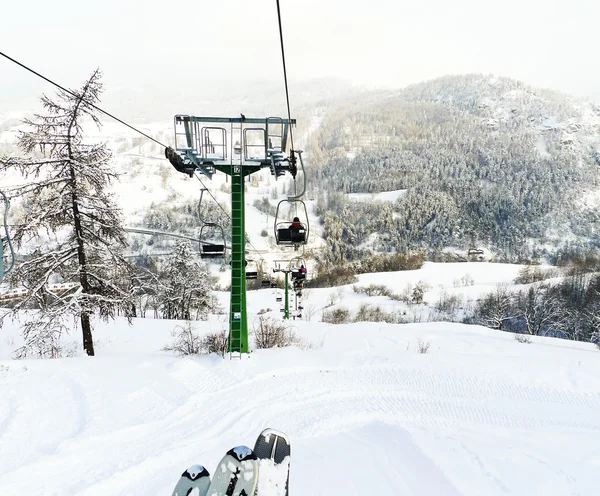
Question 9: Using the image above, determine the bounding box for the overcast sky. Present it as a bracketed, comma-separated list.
[1, 0, 598, 114]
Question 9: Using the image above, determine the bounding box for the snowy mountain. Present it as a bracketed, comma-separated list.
[306, 74, 600, 261]
[2, 74, 600, 264]
[401, 74, 600, 158]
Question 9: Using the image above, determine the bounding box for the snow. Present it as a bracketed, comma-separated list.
[256, 458, 289, 496]
[1, 263, 599, 495]
[535, 135, 551, 157]
[347, 189, 407, 203]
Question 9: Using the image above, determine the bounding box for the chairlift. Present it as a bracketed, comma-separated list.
[199, 222, 226, 259]
[263, 273, 278, 288]
[288, 257, 307, 287]
[246, 259, 258, 280]
[274, 199, 309, 246]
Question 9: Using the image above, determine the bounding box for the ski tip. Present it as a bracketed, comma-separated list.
[227, 445, 257, 461]
[182, 464, 210, 481]
[259, 428, 290, 443]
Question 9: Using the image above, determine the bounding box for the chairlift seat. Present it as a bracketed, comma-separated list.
[276, 227, 306, 245]
[201, 244, 225, 258]
[277, 228, 292, 243]
[290, 228, 306, 243]
[246, 271, 258, 280]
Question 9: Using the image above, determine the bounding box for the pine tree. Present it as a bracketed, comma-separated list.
[0, 70, 134, 357]
[158, 241, 212, 320]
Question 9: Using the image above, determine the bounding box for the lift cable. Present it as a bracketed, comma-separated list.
[0, 51, 168, 149]
[0, 51, 274, 272]
[193, 173, 269, 267]
[275, 0, 295, 153]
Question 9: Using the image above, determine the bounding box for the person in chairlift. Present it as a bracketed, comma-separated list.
[289, 217, 303, 242]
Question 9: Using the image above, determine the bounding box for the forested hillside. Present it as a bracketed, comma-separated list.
[304, 75, 600, 263]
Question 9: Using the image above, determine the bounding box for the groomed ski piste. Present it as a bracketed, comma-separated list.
[1, 262, 599, 495]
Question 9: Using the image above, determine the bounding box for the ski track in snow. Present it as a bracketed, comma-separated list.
[1, 318, 600, 495]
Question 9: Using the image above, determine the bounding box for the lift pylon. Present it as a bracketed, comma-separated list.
[166, 115, 297, 354]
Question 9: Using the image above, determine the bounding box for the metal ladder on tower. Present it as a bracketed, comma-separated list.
[228, 120, 246, 358]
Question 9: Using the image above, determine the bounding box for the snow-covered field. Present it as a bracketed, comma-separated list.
[1, 264, 599, 496]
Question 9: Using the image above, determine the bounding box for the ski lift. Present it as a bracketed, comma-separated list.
[289, 256, 306, 277]
[0, 191, 15, 280]
[274, 199, 309, 246]
[199, 222, 226, 259]
[291, 263, 307, 285]
[261, 272, 279, 288]
[246, 259, 258, 280]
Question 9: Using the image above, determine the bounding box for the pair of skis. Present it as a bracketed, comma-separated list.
[172, 428, 291, 496]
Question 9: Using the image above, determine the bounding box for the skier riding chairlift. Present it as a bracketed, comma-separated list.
[291, 264, 307, 281]
[292, 265, 306, 293]
[289, 217, 305, 243]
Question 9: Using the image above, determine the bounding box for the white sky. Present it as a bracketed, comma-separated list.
[0, 0, 599, 112]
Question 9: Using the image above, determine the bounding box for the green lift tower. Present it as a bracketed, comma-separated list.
[165, 115, 296, 354]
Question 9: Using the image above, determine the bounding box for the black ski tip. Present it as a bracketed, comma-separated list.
[226, 445, 257, 461]
[254, 428, 291, 462]
[181, 464, 210, 481]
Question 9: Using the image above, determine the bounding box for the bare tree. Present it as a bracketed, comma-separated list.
[473, 285, 514, 330]
[0, 70, 135, 357]
[517, 284, 566, 336]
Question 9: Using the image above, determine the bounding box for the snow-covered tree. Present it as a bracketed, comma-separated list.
[472, 285, 514, 330]
[158, 241, 213, 320]
[517, 284, 566, 336]
[0, 70, 135, 357]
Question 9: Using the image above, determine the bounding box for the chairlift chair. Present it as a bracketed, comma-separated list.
[274, 199, 309, 246]
[261, 274, 278, 288]
[246, 259, 258, 280]
[199, 222, 226, 259]
[289, 257, 307, 285]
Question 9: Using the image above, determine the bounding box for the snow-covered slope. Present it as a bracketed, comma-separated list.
[1, 263, 599, 495]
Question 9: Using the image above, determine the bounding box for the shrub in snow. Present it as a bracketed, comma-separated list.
[253, 316, 298, 349]
[352, 284, 392, 297]
[411, 284, 425, 305]
[353, 303, 402, 323]
[469, 285, 515, 330]
[453, 273, 474, 287]
[417, 338, 431, 354]
[164, 322, 228, 356]
[514, 333, 532, 344]
[164, 322, 202, 356]
[435, 291, 463, 318]
[322, 307, 351, 325]
[202, 330, 228, 356]
[305, 266, 357, 288]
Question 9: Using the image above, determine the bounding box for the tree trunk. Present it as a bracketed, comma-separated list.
[81, 311, 95, 356]
[68, 89, 95, 356]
